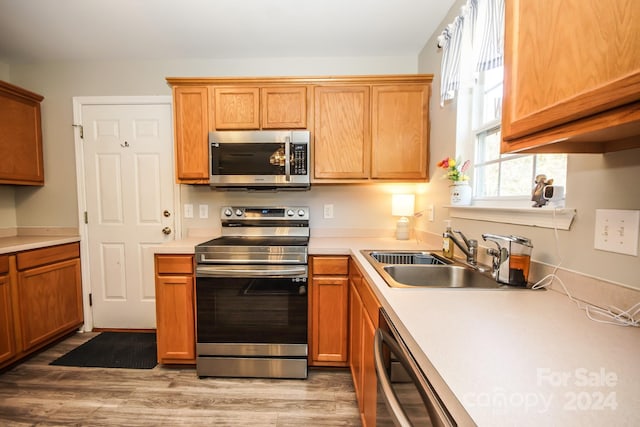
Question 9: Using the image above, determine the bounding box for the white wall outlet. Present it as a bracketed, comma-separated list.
[323, 204, 334, 219]
[199, 204, 209, 219]
[184, 204, 194, 219]
[425, 204, 435, 222]
[594, 209, 639, 256]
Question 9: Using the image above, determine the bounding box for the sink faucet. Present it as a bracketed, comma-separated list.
[443, 229, 478, 266]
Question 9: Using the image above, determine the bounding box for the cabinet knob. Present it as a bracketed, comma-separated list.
[162, 227, 172, 235]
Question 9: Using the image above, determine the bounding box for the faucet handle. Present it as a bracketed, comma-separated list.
[453, 229, 472, 247]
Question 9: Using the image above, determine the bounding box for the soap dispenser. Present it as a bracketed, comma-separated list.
[442, 220, 454, 259]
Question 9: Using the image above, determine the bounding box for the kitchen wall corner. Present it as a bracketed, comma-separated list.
[416, 0, 640, 292]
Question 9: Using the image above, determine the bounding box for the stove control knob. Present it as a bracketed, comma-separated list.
[223, 208, 233, 217]
[235, 209, 243, 217]
[286, 209, 295, 217]
[297, 209, 306, 217]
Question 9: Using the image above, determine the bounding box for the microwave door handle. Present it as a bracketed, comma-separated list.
[284, 136, 291, 181]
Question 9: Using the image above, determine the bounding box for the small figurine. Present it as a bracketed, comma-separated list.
[531, 174, 553, 207]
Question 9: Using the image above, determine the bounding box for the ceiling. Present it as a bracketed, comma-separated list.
[0, 0, 455, 63]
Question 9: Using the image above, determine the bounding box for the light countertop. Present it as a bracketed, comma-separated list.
[0, 235, 80, 254]
[153, 236, 640, 426]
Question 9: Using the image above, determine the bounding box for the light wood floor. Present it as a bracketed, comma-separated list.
[0, 332, 361, 426]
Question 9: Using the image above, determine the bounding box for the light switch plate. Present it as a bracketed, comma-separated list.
[594, 209, 639, 256]
[184, 204, 193, 219]
[199, 204, 209, 219]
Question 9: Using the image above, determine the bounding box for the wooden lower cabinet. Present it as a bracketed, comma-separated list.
[309, 255, 349, 366]
[349, 257, 380, 426]
[17, 258, 83, 352]
[0, 264, 16, 365]
[154, 254, 195, 364]
[1, 242, 84, 370]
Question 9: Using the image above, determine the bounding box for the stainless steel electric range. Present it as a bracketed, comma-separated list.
[194, 206, 309, 379]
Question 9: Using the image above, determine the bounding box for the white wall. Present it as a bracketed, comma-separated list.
[0, 62, 17, 228]
[417, 0, 640, 289]
[5, 56, 417, 231]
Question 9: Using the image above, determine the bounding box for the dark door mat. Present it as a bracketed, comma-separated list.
[50, 332, 157, 369]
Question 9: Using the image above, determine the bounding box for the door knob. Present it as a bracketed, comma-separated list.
[163, 210, 171, 217]
[162, 227, 172, 235]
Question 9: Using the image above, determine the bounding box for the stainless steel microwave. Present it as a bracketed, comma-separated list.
[209, 130, 310, 190]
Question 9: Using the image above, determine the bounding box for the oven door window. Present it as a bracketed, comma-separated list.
[212, 143, 286, 176]
[196, 277, 307, 344]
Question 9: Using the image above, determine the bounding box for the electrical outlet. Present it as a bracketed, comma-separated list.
[199, 204, 209, 219]
[184, 204, 193, 219]
[594, 209, 639, 256]
[425, 204, 435, 222]
[323, 204, 334, 219]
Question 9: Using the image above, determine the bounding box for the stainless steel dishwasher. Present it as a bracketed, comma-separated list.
[374, 308, 456, 427]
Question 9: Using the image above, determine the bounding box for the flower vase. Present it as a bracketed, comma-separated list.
[449, 181, 471, 206]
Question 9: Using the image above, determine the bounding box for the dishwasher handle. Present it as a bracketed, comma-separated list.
[374, 328, 455, 427]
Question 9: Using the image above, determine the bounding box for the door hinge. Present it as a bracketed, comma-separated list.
[84, 211, 88, 224]
[89, 293, 93, 307]
[72, 124, 84, 139]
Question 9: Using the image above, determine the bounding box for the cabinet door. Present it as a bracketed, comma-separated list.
[213, 87, 260, 129]
[349, 278, 364, 411]
[314, 86, 371, 179]
[155, 274, 195, 363]
[0, 81, 44, 185]
[155, 254, 195, 364]
[361, 308, 378, 427]
[261, 86, 307, 129]
[310, 256, 349, 366]
[310, 276, 349, 365]
[371, 84, 429, 180]
[0, 274, 16, 365]
[17, 259, 83, 351]
[502, 0, 640, 150]
[173, 86, 209, 183]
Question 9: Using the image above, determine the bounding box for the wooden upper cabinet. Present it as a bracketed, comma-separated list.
[314, 85, 371, 179]
[167, 75, 433, 183]
[212, 86, 308, 130]
[173, 86, 209, 183]
[371, 84, 429, 179]
[213, 87, 260, 129]
[261, 86, 307, 129]
[502, 0, 640, 153]
[0, 80, 44, 186]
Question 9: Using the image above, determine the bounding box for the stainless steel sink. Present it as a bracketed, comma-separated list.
[368, 251, 450, 266]
[382, 264, 500, 288]
[362, 250, 534, 290]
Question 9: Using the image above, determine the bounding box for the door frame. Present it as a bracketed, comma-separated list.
[72, 96, 181, 332]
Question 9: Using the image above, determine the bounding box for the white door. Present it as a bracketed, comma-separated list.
[81, 103, 175, 329]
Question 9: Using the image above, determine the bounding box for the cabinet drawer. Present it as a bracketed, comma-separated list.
[155, 255, 194, 275]
[0, 254, 8, 275]
[17, 242, 80, 271]
[311, 256, 349, 275]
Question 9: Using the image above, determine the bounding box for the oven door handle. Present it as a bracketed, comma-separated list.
[374, 328, 454, 427]
[196, 265, 307, 278]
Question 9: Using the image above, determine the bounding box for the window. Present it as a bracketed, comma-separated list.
[468, 66, 567, 205]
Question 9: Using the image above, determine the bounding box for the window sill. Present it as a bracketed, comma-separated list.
[446, 205, 576, 230]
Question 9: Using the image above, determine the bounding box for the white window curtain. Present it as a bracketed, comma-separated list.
[475, 0, 505, 72]
[437, 0, 504, 105]
[439, 16, 465, 106]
